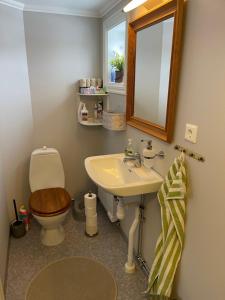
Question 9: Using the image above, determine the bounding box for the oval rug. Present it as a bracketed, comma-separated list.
[26, 257, 117, 300]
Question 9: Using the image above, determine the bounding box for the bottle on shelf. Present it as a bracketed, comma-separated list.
[94, 103, 98, 119]
[97, 101, 103, 119]
[81, 104, 88, 121]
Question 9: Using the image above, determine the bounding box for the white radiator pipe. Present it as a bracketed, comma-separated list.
[125, 206, 140, 274]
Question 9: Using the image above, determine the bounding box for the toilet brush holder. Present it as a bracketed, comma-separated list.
[10, 220, 26, 238]
[10, 199, 26, 238]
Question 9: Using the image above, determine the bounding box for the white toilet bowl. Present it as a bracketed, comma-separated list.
[29, 147, 71, 246]
[33, 210, 69, 246]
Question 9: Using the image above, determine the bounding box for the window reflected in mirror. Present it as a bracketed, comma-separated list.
[107, 21, 126, 84]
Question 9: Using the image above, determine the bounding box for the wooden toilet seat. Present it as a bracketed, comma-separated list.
[29, 188, 71, 217]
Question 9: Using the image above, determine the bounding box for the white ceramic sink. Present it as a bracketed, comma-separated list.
[85, 153, 163, 197]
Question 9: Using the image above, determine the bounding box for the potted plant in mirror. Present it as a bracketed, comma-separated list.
[110, 53, 124, 83]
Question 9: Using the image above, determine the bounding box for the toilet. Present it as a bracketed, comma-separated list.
[29, 147, 71, 246]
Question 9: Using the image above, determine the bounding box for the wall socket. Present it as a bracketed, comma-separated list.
[185, 124, 198, 143]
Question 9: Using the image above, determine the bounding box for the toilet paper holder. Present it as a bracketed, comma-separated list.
[84, 192, 98, 237]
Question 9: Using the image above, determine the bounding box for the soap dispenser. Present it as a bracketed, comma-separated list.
[142, 140, 155, 169]
[125, 138, 134, 156]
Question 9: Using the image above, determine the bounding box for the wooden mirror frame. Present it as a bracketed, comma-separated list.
[126, 0, 184, 143]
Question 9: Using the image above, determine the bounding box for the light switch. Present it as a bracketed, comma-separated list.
[185, 124, 198, 143]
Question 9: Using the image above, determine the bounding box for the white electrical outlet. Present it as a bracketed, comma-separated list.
[185, 124, 198, 143]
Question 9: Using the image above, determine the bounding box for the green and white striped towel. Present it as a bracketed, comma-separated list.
[146, 155, 187, 298]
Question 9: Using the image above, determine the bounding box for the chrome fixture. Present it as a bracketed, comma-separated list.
[136, 194, 149, 276]
[152, 150, 165, 159]
[123, 152, 142, 168]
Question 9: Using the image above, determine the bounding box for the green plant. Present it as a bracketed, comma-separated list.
[110, 53, 124, 72]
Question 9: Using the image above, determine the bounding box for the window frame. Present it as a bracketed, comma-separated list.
[103, 10, 127, 95]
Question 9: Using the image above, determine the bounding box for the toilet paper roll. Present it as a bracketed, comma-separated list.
[86, 214, 97, 227]
[80, 79, 86, 88]
[90, 78, 96, 87]
[85, 192, 97, 237]
[86, 224, 98, 236]
[86, 78, 91, 88]
[84, 193, 96, 210]
[85, 206, 96, 216]
[86, 212, 98, 236]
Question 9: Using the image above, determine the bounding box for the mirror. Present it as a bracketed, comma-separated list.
[134, 17, 174, 127]
[126, 0, 184, 142]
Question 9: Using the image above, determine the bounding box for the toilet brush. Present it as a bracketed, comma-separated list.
[10, 199, 26, 238]
[13, 199, 19, 221]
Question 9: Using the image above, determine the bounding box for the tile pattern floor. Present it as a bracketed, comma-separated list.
[6, 204, 147, 300]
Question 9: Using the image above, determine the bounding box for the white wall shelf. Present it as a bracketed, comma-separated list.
[79, 119, 103, 126]
[77, 93, 109, 127]
[78, 93, 109, 97]
[77, 91, 125, 129]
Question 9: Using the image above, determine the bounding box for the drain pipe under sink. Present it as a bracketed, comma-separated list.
[115, 195, 150, 275]
[125, 205, 140, 273]
[115, 196, 142, 274]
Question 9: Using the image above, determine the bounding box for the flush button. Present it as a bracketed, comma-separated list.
[43, 146, 47, 150]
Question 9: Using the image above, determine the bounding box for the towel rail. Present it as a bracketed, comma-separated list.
[174, 144, 205, 162]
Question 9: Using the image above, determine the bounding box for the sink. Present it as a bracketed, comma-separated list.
[85, 153, 163, 197]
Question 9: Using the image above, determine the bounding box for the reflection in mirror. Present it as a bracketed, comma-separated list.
[134, 17, 174, 127]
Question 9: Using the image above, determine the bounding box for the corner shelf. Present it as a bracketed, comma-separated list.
[77, 92, 109, 127]
[79, 119, 103, 126]
[78, 93, 109, 97]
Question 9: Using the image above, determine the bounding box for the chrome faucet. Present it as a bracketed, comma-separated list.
[123, 140, 165, 168]
[123, 152, 142, 168]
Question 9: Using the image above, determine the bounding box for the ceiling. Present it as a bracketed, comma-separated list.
[9, 0, 123, 17]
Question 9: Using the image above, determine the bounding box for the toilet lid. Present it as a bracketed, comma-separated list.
[29, 188, 71, 216]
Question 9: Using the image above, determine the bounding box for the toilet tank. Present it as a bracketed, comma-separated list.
[29, 147, 65, 193]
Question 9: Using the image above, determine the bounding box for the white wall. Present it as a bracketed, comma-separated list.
[0, 4, 34, 291]
[0, 4, 34, 222]
[24, 12, 108, 199]
[103, 0, 225, 299]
